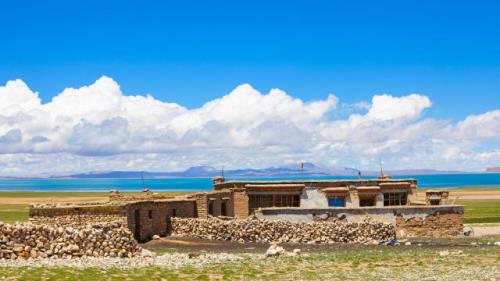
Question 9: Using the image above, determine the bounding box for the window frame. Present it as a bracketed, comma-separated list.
[327, 195, 346, 207]
[383, 192, 408, 206]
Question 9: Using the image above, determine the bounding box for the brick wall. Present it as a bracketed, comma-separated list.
[395, 212, 463, 237]
[194, 190, 233, 218]
[125, 202, 155, 242]
[232, 188, 249, 218]
[124, 200, 197, 242]
[195, 193, 208, 218]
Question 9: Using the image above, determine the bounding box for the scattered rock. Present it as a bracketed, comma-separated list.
[152, 235, 160, 240]
[265, 243, 286, 257]
[439, 250, 449, 257]
[286, 248, 302, 257]
[463, 227, 473, 236]
[140, 249, 156, 258]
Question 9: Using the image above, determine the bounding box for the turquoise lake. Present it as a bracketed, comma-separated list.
[0, 174, 499, 192]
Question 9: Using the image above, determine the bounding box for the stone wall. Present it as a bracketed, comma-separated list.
[255, 205, 464, 238]
[0, 222, 141, 260]
[171, 217, 395, 244]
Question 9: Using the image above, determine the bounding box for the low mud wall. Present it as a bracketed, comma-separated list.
[255, 205, 464, 238]
[29, 204, 126, 217]
[0, 222, 141, 260]
[171, 217, 395, 244]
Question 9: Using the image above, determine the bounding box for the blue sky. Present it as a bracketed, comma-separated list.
[0, 0, 499, 175]
[1, 0, 499, 119]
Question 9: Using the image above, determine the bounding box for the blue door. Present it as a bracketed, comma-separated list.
[328, 197, 345, 207]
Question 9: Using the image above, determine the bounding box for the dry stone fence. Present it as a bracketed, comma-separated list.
[171, 217, 396, 244]
[0, 221, 141, 260]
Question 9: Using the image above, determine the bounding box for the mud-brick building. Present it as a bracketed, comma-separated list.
[29, 187, 250, 242]
[29, 176, 464, 241]
[213, 177, 420, 210]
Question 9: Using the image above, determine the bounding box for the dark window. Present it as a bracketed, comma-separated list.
[429, 199, 440, 206]
[221, 202, 226, 216]
[134, 210, 141, 241]
[359, 194, 376, 207]
[148, 210, 153, 219]
[171, 208, 177, 217]
[383, 192, 408, 206]
[248, 194, 301, 213]
[328, 196, 346, 207]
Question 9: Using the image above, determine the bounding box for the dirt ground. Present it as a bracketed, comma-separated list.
[142, 235, 500, 254]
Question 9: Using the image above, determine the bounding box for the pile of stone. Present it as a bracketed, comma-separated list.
[171, 217, 395, 244]
[29, 215, 126, 227]
[0, 222, 141, 260]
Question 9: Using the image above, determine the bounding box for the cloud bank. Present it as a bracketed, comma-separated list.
[0, 76, 499, 176]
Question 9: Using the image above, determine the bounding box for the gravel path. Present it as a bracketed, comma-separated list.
[0, 252, 249, 269]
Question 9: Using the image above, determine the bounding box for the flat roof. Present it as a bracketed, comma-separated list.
[217, 178, 416, 185]
[245, 184, 305, 188]
[357, 186, 381, 191]
[322, 187, 349, 192]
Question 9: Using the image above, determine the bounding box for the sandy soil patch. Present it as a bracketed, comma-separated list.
[470, 225, 500, 236]
[0, 197, 107, 205]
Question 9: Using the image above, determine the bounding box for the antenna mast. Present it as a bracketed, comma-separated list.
[379, 159, 384, 178]
[141, 171, 146, 189]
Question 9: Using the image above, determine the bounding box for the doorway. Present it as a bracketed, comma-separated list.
[134, 209, 141, 241]
[165, 214, 171, 235]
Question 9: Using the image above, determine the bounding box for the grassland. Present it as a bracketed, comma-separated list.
[0, 191, 190, 224]
[0, 245, 498, 280]
[457, 199, 500, 224]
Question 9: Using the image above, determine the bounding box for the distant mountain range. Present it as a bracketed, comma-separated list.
[52, 163, 470, 179]
[484, 167, 500, 173]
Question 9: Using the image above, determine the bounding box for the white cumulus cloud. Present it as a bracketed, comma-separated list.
[0, 76, 498, 176]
